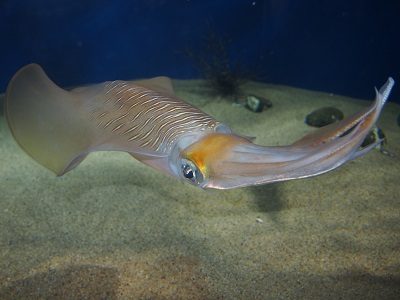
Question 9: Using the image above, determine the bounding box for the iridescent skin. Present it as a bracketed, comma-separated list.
[5, 64, 394, 189]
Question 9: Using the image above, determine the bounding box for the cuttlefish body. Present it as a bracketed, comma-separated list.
[5, 64, 394, 189]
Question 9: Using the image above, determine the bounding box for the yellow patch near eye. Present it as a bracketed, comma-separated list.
[183, 133, 246, 177]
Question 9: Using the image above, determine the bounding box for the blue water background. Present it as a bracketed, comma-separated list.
[0, 0, 399, 102]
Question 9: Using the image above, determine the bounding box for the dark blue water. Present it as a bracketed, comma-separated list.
[1, 0, 399, 102]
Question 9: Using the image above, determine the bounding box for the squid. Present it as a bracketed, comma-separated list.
[5, 64, 394, 189]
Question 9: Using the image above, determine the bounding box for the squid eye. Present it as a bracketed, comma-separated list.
[180, 159, 203, 185]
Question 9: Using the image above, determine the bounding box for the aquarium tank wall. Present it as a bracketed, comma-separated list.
[1, 1, 400, 299]
[0, 0, 399, 101]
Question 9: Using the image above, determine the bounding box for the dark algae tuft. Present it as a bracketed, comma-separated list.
[186, 30, 258, 98]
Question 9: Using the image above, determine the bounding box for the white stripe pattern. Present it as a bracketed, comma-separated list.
[91, 80, 218, 153]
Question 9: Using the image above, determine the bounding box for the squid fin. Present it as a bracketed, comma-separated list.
[5, 64, 94, 175]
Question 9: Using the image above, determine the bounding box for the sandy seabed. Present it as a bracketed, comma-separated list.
[0, 80, 399, 299]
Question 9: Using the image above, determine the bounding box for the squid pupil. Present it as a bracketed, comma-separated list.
[183, 165, 194, 179]
[181, 159, 203, 185]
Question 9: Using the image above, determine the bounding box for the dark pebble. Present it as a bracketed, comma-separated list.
[305, 106, 344, 127]
[361, 127, 386, 148]
[244, 94, 272, 113]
